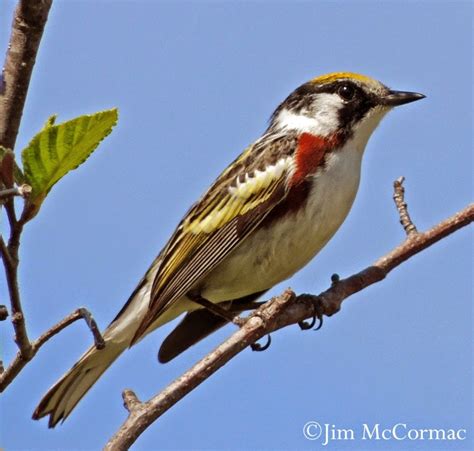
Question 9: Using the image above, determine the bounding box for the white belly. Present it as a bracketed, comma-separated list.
[200, 145, 363, 301]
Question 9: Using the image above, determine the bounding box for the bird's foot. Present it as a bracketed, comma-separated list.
[298, 295, 324, 331]
[251, 334, 271, 352]
[188, 292, 272, 351]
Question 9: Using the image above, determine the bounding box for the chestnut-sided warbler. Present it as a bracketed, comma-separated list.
[34, 72, 424, 426]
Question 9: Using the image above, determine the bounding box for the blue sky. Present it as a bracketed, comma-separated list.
[0, 1, 472, 450]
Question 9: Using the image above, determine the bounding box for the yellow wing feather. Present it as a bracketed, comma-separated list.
[154, 157, 291, 294]
[130, 132, 298, 342]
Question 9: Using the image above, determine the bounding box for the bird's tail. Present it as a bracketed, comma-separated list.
[32, 339, 127, 428]
[32, 263, 160, 427]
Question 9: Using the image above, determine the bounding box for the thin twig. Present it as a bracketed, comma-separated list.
[0, 0, 53, 384]
[0, 187, 21, 200]
[0, 235, 13, 268]
[0, 184, 32, 200]
[105, 201, 473, 450]
[35, 308, 105, 350]
[4, 201, 17, 233]
[0, 235, 32, 357]
[122, 390, 143, 414]
[0, 307, 105, 392]
[393, 176, 418, 236]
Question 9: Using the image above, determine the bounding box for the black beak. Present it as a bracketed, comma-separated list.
[380, 90, 426, 107]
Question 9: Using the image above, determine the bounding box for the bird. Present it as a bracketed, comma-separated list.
[33, 72, 425, 427]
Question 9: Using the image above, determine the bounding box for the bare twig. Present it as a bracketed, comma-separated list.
[35, 308, 105, 350]
[122, 390, 143, 414]
[0, 0, 53, 386]
[0, 307, 105, 392]
[0, 184, 32, 200]
[0, 235, 32, 357]
[393, 176, 418, 236]
[0, 187, 21, 200]
[0, 237, 13, 278]
[105, 199, 473, 450]
[0, 0, 53, 149]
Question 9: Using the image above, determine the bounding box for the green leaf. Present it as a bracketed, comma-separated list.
[21, 108, 118, 219]
[0, 146, 26, 186]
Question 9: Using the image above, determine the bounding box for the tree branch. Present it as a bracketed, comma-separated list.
[0, 234, 32, 357]
[0, 184, 32, 200]
[393, 176, 418, 236]
[0, 307, 105, 392]
[105, 194, 473, 450]
[0, 0, 53, 386]
[0, 0, 53, 149]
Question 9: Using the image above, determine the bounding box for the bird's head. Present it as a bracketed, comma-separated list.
[269, 72, 425, 148]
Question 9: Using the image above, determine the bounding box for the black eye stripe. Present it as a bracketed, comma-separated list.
[268, 79, 378, 135]
[337, 92, 377, 135]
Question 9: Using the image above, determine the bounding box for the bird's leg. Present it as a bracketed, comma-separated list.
[229, 301, 272, 352]
[225, 299, 273, 351]
[227, 300, 266, 312]
[298, 294, 324, 331]
[187, 292, 246, 326]
[188, 293, 272, 351]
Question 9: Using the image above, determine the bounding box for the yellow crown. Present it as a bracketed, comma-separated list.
[311, 72, 378, 86]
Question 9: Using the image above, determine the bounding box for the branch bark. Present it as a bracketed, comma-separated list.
[0, 0, 53, 382]
[0, 307, 105, 390]
[393, 176, 418, 236]
[0, 0, 53, 149]
[105, 196, 473, 450]
[0, 234, 32, 357]
[0, 184, 32, 200]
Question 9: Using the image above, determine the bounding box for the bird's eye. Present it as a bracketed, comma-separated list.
[337, 83, 356, 101]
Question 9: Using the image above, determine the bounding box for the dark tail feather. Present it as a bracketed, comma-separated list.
[158, 291, 267, 363]
[158, 307, 227, 363]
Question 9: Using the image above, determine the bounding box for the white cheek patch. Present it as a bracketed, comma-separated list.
[228, 157, 292, 199]
[275, 93, 342, 137]
[275, 110, 320, 134]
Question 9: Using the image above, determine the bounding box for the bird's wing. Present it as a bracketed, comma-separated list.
[131, 132, 298, 342]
